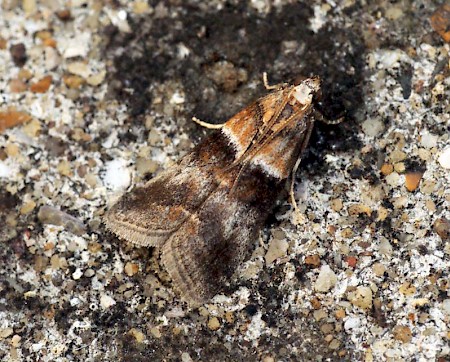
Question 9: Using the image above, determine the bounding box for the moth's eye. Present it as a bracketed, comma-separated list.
[293, 75, 307, 86]
[313, 88, 322, 102]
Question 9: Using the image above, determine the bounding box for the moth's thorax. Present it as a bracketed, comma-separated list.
[221, 77, 320, 180]
[291, 77, 321, 105]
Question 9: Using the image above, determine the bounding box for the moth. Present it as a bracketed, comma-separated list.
[104, 75, 323, 306]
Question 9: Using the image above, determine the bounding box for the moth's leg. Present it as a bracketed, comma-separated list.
[313, 109, 345, 125]
[289, 119, 315, 211]
[192, 116, 225, 129]
[289, 157, 302, 212]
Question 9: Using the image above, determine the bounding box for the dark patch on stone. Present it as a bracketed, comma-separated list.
[104, 2, 368, 184]
[244, 304, 258, 316]
[10, 43, 27, 67]
[54, 302, 77, 331]
[104, 2, 366, 122]
[396, 64, 413, 99]
[404, 158, 427, 174]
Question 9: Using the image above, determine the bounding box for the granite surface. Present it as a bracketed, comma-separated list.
[0, 1, 449, 361]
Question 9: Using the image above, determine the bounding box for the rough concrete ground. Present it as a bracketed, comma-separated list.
[0, 1, 449, 361]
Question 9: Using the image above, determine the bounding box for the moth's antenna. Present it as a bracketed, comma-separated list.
[192, 116, 225, 129]
[262, 72, 286, 90]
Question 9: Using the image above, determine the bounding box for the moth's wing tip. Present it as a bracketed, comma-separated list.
[161, 240, 210, 308]
[102, 204, 169, 247]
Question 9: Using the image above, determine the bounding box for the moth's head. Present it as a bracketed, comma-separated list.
[291, 76, 322, 107]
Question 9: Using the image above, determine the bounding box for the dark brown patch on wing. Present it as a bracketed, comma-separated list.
[104, 133, 234, 247]
[161, 167, 282, 305]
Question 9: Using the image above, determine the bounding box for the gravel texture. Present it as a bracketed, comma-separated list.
[0, 1, 449, 361]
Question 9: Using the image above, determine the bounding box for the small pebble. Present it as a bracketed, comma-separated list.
[30, 75, 53, 93]
[420, 132, 438, 148]
[265, 238, 289, 264]
[393, 162, 405, 173]
[87, 71, 106, 86]
[225, 311, 235, 323]
[433, 218, 450, 241]
[38, 205, 87, 235]
[44, 47, 61, 71]
[330, 198, 343, 212]
[348, 204, 371, 217]
[10, 43, 27, 67]
[385, 172, 401, 187]
[9, 79, 27, 93]
[378, 239, 393, 256]
[100, 294, 116, 309]
[314, 265, 337, 292]
[72, 268, 83, 280]
[18, 68, 32, 81]
[0, 110, 32, 133]
[84, 269, 95, 278]
[313, 309, 327, 321]
[56, 9, 72, 21]
[207, 317, 221, 331]
[103, 159, 131, 191]
[420, 180, 436, 194]
[136, 158, 158, 176]
[23, 0, 37, 14]
[305, 254, 321, 268]
[56, 160, 72, 177]
[62, 34, 90, 58]
[0, 327, 13, 339]
[380, 163, 393, 176]
[150, 327, 161, 339]
[205, 60, 248, 93]
[361, 118, 384, 137]
[11, 334, 21, 347]
[438, 147, 450, 169]
[0, 36, 6, 49]
[181, 352, 194, 362]
[345, 256, 358, 268]
[385, 7, 403, 20]
[328, 339, 340, 350]
[124, 262, 139, 276]
[320, 323, 334, 334]
[20, 200, 36, 214]
[372, 263, 386, 277]
[389, 150, 406, 163]
[88, 241, 102, 253]
[405, 172, 423, 192]
[129, 328, 145, 342]
[6, 143, 19, 157]
[393, 325, 412, 343]
[349, 286, 373, 309]
[63, 74, 84, 89]
[418, 148, 431, 161]
[67, 61, 91, 78]
[133, 1, 151, 14]
[442, 299, 450, 315]
[22, 119, 41, 138]
[430, 4, 450, 43]
[399, 282, 416, 296]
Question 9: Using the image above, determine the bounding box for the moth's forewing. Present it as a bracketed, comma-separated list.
[161, 166, 281, 306]
[103, 133, 231, 247]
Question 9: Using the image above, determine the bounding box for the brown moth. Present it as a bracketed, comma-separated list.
[104, 76, 322, 306]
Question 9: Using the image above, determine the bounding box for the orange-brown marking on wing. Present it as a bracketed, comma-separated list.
[222, 110, 258, 158]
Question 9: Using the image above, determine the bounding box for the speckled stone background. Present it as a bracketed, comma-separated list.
[0, 1, 449, 361]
